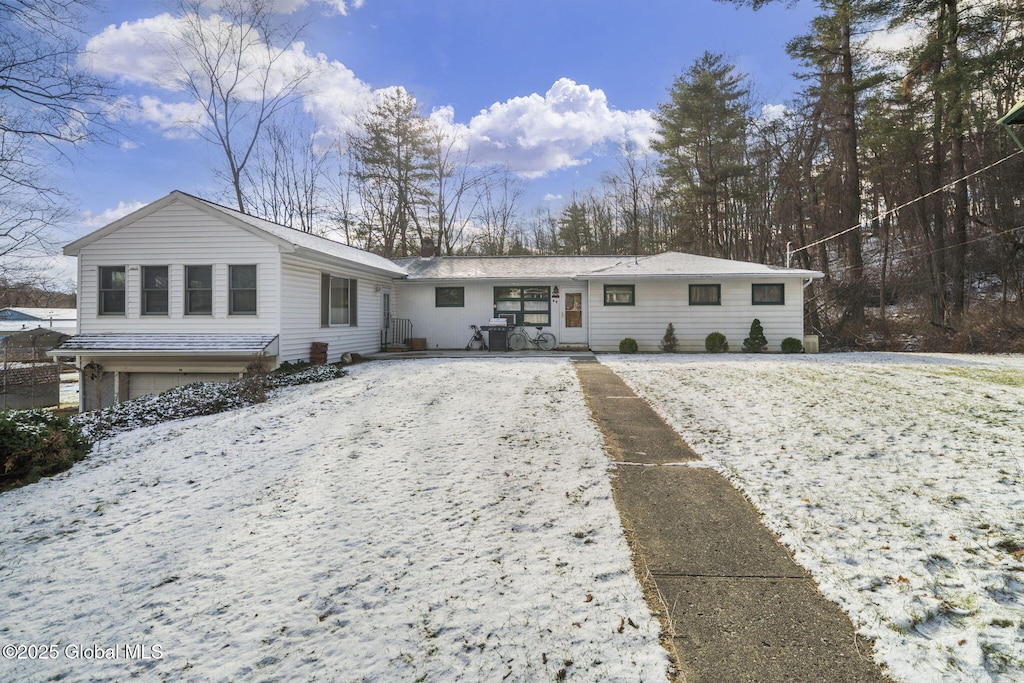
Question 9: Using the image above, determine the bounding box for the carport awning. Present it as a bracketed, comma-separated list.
[998, 98, 1024, 151]
[49, 333, 279, 357]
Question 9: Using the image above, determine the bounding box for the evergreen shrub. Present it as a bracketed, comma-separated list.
[660, 323, 679, 353]
[0, 410, 90, 491]
[781, 337, 804, 354]
[742, 319, 768, 353]
[618, 337, 639, 353]
[705, 332, 729, 353]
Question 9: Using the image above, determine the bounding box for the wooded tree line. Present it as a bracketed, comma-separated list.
[257, 0, 1021, 343]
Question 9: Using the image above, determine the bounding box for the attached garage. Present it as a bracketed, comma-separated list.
[51, 333, 279, 410]
[126, 372, 241, 399]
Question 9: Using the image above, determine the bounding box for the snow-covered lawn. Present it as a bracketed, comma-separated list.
[607, 352, 1024, 683]
[0, 359, 668, 682]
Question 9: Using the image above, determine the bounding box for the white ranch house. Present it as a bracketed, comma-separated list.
[55, 191, 822, 409]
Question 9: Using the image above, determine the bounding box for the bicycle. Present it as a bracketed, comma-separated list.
[507, 326, 557, 351]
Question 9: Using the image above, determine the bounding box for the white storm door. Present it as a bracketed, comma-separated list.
[560, 289, 586, 344]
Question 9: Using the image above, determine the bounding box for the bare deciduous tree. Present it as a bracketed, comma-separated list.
[471, 168, 525, 255]
[242, 117, 330, 232]
[1, 0, 112, 283]
[170, 0, 314, 213]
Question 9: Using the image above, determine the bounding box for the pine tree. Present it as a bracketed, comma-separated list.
[742, 319, 768, 353]
[660, 323, 679, 353]
[652, 52, 751, 259]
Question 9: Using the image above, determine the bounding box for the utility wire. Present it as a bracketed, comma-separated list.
[789, 148, 1024, 260]
[818, 222, 1024, 280]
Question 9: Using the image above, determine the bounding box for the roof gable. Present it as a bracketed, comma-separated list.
[65, 191, 406, 277]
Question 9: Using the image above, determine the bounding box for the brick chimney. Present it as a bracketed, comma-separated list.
[420, 236, 437, 258]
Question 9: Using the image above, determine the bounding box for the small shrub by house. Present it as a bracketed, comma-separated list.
[781, 337, 804, 354]
[659, 323, 679, 353]
[705, 332, 729, 353]
[619, 338, 639, 354]
[742, 319, 768, 353]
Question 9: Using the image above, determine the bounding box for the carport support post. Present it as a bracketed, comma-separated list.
[115, 372, 130, 404]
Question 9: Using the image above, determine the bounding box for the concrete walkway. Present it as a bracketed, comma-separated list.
[572, 358, 891, 683]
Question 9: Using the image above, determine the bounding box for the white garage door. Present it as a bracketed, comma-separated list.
[128, 372, 239, 399]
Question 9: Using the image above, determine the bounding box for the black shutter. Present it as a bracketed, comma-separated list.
[349, 279, 358, 326]
[320, 273, 330, 327]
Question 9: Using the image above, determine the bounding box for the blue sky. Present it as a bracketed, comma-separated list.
[67, 0, 821, 243]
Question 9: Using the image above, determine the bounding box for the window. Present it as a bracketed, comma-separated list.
[689, 284, 721, 306]
[185, 265, 213, 315]
[321, 274, 358, 326]
[604, 284, 635, 306]
[229, 265, 258, 315]
[752, 283, 785, 305]
[493, 286, 550, 326]
[99, 266, 126, 315]
[141, 266, 168, 315]
[435, 286, 465, 307]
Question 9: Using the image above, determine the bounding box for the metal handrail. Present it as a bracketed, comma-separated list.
[381, 317, 413, 351]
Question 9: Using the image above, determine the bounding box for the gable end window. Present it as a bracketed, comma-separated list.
[321, 274, 358, 326]
[229, 265, 258, 315]
[141, 266, 169, 316]
[689, 284, 721, 306]
[435, 286, 465, 307]
[99, 266, 126, 315]
[604, 284, 635, 306]
[185, 265, 213, 315]
[752, 283, 785, 305]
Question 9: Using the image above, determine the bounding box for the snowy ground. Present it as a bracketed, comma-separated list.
[0, 359, 668, 682]
[607, 352, 1024, 683]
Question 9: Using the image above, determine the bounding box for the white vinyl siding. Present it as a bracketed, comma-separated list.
[76, 200, 280, 334]
[279, 254, 390, 362]
[587, 278, 807, 352]
[394, 280, 577, 349]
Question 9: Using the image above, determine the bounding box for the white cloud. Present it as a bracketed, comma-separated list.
[542, 193, 563, 202]
[80, 201, 148, 229]
[859, 19, 927, 72]
[132, 96, 206, 136]
[84, 14, 650, 177]
[459, 78, 656, 177]
[82, 14, 182, 88]
[301, 55, 374, 139]
[758, 103, 788, 123]
[84, 13, 372, 142]
[203, 0, 365, 15]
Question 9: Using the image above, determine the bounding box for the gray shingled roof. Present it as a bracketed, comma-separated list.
[588, 251, 822, 278]
[394, 251, 822, 280]
[184, 194, 408, 277]
[53, 334, 278, 354]
[394, 255, 630, 279]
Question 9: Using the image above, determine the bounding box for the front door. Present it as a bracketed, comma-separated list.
[560, 289, 586, 344]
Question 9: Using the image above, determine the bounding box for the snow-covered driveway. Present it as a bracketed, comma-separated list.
[0, 359, 668, 682]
